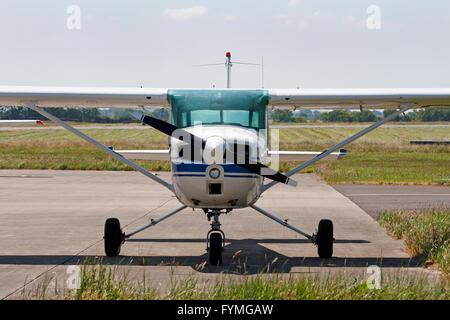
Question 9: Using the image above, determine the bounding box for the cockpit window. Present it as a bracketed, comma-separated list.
[169, 90, 268, 130]
[179, 109, 262, 129]
[223, 110, 251, 127]
[191, 110, 222, 126]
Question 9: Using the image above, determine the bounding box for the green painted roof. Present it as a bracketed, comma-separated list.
[168, 90, 269, 112]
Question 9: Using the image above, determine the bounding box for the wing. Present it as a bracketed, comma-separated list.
[1, 87, 450, 110]
[268, 88, 450, 109]
[0, 86, 169, 108]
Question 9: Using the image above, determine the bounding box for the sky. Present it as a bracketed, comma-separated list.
[0, 0, 449, 89]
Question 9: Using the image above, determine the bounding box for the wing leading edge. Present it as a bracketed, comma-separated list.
[268, 88, 450, 109]
[0, 87, 450, 110]
[0, 86, 169, 108]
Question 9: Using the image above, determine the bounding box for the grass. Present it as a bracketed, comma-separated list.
[0, 129, 171, 171]
[312, 152, 450, 185]
[378, 209, 450, 274]
[23, 264, 449, 300]
[0, 125, 449, 185]
[277, 125, 450, 185]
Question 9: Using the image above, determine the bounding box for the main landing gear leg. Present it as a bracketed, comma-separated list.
[104, 205, 187, 257]
[251, 205, 334, 258]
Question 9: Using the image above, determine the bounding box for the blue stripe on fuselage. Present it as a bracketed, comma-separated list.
[172, 163, 252, 174]
[173, 174, 258, 179]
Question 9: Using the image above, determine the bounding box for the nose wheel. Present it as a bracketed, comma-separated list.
[207, 231, 225, 266]
[206, 210, 226, 266]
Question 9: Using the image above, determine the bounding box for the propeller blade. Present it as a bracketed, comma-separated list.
[230, 153, 297, 186]
[141, 115, 205, 148]
[140, 115, 178, 136]
[235, 163, 296, 186]
[139, 115, 297, 186]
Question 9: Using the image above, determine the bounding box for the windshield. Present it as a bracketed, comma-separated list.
[178, 109, 262, 129]
[169, 90, 268, 130]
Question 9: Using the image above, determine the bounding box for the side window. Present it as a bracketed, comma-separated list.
[251, 111, 259, 128]
[181, 112, 187, 127]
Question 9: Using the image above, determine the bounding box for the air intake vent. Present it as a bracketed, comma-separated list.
[209, 183, 222, 195]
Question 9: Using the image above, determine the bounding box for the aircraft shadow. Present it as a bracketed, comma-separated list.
[0, 238, 423, 274]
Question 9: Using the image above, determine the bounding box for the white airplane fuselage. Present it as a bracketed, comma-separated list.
[171, 125, 266, 209]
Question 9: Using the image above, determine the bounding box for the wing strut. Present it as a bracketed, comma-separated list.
[28, 105, 174, 193]
[262, 104, 414, 193]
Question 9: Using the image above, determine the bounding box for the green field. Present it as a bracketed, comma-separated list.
[0, 125, 449, 185]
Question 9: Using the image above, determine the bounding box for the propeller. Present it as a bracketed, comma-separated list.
[140, 114, 297, 187]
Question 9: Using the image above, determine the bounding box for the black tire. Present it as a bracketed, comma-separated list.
[208, 232, 223, 266]
[316, 219, 333, 258]
[104, 218, 123, 257]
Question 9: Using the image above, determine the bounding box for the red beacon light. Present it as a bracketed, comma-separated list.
[226, 52, 231, 58]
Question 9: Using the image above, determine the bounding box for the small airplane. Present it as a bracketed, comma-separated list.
[1, 52, 449, 265]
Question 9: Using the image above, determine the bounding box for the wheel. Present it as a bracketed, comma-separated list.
[316, 219, 333, 258]
[208, 232, 223, 266]
[104, 218, 123, 257]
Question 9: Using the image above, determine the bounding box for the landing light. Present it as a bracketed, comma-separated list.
[209, 168, 221, 179]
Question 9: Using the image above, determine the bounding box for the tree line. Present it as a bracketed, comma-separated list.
[271, 108, 450, 123]
[1, 106, 449, 123]
[0, 107, 170, 123]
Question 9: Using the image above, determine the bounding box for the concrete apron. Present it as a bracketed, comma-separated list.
[0, 170, 438, 299]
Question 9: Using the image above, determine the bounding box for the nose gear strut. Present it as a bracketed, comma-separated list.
[205, 209, 228, 266]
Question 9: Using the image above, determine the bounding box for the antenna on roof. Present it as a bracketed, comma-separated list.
[194, 52, 264, 89]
